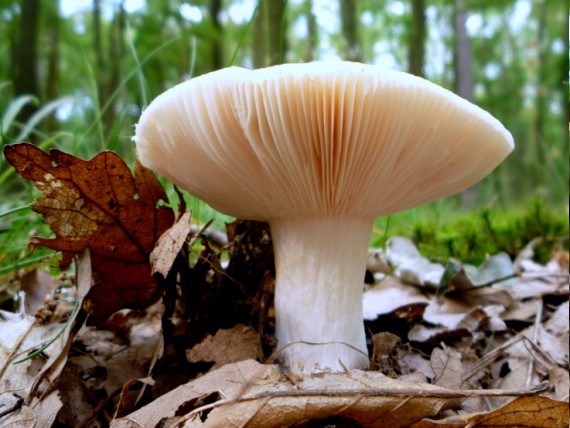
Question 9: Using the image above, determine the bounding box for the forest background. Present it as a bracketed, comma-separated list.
[0, 0, 568, 271]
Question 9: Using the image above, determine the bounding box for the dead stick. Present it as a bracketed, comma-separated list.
[183, 381, 549, 420]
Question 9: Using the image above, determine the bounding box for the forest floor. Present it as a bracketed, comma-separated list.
[0, 143, 568, 427]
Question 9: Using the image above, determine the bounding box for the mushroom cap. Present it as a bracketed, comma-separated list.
[135, 62, 513, 221]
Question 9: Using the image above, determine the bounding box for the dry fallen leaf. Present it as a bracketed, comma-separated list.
[431, 347, 464, 390]
[363, 276, 429, 320]
[386, 237, 444, 287]
[112, 360, 454, 428]
[110, 359, 550, 428]
[465, 395, 568, 427]
[0, 250, 91, 428]
[412, 396, 568, 427]
[4, 143, 174, 324]
[186, 324, 263, 371]
[20, 269, 56, 315]
[150, 210, 192, 278]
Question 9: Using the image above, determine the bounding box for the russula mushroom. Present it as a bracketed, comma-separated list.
[134, 61, 514, 375]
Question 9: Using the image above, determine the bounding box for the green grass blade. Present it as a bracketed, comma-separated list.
[78, 37, 179, 148]
[0, 205, 31, 218]
[126, 20, 149, 108]
[228, 4, 258, 66]
[13, 297, 79, 364]
[2, 95, 38, 138]
[15, 97, 74, 142]
[0, 254, 52, 276]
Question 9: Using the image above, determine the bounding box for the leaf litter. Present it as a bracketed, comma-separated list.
[3, 143, 175, 325]
[1, 144, 568, 427]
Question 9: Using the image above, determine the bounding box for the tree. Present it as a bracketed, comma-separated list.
[453, 0, 476, 205]
[209, 0, 224, 70]
[44, 0, 60, 132]
[252, 0, 287, 68]
[453, 0, 473, 102]
[12, 0, 40, 124]
[95, 1, 126, 139]
[340, 0, 362, 61]
[408, 0, 426, 76]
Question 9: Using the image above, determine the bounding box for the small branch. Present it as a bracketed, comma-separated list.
[526, 299, 543, 387]
[183, 381, 549, 420]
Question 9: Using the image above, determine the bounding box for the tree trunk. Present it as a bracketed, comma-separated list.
[340, 0, 362, 62]
[45, 1, 60, 132]
[267, 0, 287, 65]
[252, 0, 267, 68]
[13, 0, 41, 125]
[454, 0, 473, 102]
[408, 0, 426, 77]
[93, 0, 104, 72]
[305, 0, 318, 62]
[209, 0, 224, 70]
[532, 0, 547, 164]
[92, 0, 106, 130]
[562, 2, 569, 153]
[453, 0, 476, 206]
[252, 0, 287, 67]
[102, 2, 126, 138]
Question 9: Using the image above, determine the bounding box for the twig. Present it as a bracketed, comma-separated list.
[468, 273, 518, 290]
[526, 299, 543, 387]
[462, 332, 524, 381]
[183, 381, 549, 421]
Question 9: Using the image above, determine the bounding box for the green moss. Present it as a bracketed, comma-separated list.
[373, 198, 568, 265]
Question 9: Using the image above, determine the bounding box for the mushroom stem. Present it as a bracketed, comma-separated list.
[270, 216, 373, 375]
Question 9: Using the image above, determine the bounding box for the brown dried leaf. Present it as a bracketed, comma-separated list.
[412, 396, 568, 427]
[465, 396, 568, 427]
[431, 347, 464, 389]
[111, 360, 459, 428]
[0, 250, 91, 428]
[186, 324, 263, 371]
[4, 143, 174, 324]
[20, 269, 56, 315]
[150, 211, 192, 278]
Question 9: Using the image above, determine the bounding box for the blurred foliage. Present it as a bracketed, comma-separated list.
[0, 0, 568, 276]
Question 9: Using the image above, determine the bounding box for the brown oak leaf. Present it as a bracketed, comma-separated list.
[4, 143, 174, 324]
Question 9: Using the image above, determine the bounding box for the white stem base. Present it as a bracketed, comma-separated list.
[270, 216, 373, 375]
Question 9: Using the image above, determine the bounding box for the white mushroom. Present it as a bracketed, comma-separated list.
[134, 61, 514, 376]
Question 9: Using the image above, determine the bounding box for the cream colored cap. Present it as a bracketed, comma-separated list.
[135, 62, 514, 220]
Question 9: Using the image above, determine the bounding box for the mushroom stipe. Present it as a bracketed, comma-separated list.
[134, 61, 514, 376]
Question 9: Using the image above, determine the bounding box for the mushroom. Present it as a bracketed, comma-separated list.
[134, 61, 514, 376]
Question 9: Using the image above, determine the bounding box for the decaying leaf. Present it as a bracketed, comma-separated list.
[4, 143, 174, 324]
[0, 249, 91, 428]
[150, 211, 192, 278]
[363, 276, 429, 320]
[186, 324, 263, 371]
[386, 237, 444, 287]
[431, 347, 464, 390]
[412, 396, 568, 428]
[20, 269, 56, 315]
[462, 395, 568, 428]
[370, 331, 401, 376]
[110, 359, 552, 428]
[111, 359, 453, 428]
